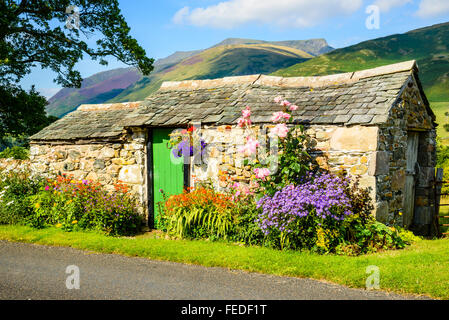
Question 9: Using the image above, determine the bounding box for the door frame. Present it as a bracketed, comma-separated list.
[146, 127, 190, 229]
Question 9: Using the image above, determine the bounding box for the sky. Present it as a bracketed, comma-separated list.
[19, 0, 449, 99]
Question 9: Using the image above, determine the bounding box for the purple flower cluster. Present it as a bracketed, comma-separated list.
[172, 139, 207, 158]
[256, 173, 353, 235]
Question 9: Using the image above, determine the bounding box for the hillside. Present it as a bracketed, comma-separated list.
[46, 68, 141, 117]
[273, 22, 449, 103]
[47, 38, 331, 117]
[112, 43, 313, 103]
[272, 22, 449, 143]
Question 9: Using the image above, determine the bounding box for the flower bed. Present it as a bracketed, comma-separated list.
[159, 97, 419, 255]
[0, 170, 142, 236]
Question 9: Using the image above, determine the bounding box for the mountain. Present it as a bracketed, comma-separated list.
[272, 22, 449, 144]
[46, 38, 332, 117]
[46, 68, 141, 117]
[111, 43, 314, 103]
[273, 22, 449, 103]
[211, 38, 333, 56]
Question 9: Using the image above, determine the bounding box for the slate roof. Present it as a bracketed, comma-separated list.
[31, 60, 432, 142]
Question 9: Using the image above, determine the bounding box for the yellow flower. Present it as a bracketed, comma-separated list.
[66, 200, 72, 205]
[390, 227, 396, 232]
[72, 220, 78, 224]
[34, 203, 41, 209]
[55, 223, 62, 228]
[398, 212, 403, 216]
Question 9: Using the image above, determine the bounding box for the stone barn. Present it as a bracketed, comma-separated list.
[30, 60, 438, 235]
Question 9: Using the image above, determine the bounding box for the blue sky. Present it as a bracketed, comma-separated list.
[20, 0, 449, 99]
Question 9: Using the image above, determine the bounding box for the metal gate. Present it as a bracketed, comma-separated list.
[435, 168, 449, 237]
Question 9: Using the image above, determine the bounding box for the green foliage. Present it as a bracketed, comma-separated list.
[0, 169, 44, 225]
[436, 141, 449, 195]
[231, 200, 266, 246]
[0, 85, 57, 140]
[0, 146, 29, 160]
[0, 0, 153, 88]
[257, 125, 314, 196]
[0, 171, 142, 236]
[159, 188, 236, 240]
[27, 176, 143, 236]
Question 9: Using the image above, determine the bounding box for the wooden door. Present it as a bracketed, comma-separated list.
[403, 132, 419, 228]
[151, 128, 185, 229]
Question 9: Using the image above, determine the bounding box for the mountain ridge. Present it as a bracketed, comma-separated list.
[47, 38, 332, 117]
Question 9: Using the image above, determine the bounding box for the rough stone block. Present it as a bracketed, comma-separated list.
[119, 165, 143, 184]
[330, 126, 378, 152]
[375, 201, 389, 223]
[368, 151, 390, 176]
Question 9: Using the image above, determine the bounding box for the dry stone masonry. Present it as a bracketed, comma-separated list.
[28, 60, 438, 235]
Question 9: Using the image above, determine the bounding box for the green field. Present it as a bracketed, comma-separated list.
[432, 101, 449, 145]
[1, 225, 449, 299]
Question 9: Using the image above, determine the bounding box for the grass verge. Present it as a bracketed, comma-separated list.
[0, 225, 448, 299]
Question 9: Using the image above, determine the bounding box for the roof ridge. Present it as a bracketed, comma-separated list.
[77, 101, 143, 112]
[157, 60, 417, 91]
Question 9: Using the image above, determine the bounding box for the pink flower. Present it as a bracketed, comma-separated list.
[242, 106, 251, 119]
[254, 168, 271, 180]
[237, 116, 252, 128]
[281, 100, 291, 107]
[271, 111, 291, 122]
[45, 186, 50, 191]
[274, 96, 283, 104]
[238, 137, 260, 155]
[270, 123, 289, 138]
[289, 104, 299, 111]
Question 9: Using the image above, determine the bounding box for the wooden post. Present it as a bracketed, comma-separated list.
[434, 168, 444, 237]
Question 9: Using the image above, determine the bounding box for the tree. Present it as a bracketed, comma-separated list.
[1, 0, 153, 87]
[0, 0, 154, 142]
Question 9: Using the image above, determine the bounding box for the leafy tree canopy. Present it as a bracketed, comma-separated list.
[0, 0, 154, 143]
[0, 85, 57, 138]
[0, 0, 154, 87]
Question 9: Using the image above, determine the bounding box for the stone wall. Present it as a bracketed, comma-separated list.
[192, 124, 379, 214]
[375, 76, 436, 234]
[29, 128, 148, 216]
[191, 79, 437, 234]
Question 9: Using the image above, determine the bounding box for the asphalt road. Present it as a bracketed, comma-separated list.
[0, 240, 428, 300]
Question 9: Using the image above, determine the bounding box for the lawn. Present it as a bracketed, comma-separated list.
[0, 225, 448, 300]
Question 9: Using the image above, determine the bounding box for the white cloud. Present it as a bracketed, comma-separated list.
[416, 0, 449, 18]
[172, 0, 363, 29]
[373, 0, 412, 13]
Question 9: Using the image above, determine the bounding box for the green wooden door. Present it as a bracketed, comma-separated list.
[152, 128, 185, 228]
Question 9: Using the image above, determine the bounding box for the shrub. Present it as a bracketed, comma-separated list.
[28, 175, 143, 236]
[230, 197, 266, 246]
[159, 187, 236, 240]
[255, 172, 412, 254]
[0, 169, 44, 225]
[0, 146, 30, 160]
[256, 173, 353, 251]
